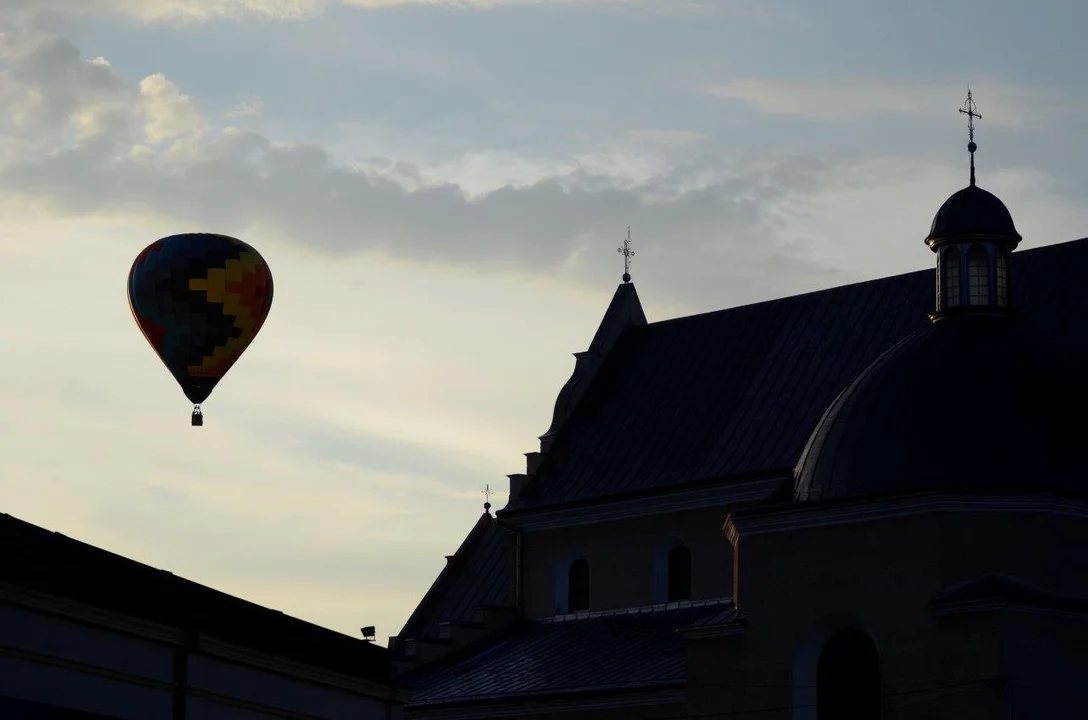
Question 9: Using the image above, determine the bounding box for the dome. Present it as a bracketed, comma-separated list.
[792, 315, 1088, 504]
[926, 185, 1022, 248]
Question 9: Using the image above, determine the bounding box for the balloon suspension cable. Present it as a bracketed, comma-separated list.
[191, 404, 203, 427]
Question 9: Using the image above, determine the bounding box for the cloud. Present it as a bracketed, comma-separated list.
[138, 74, 205, 143]
[0, 0, 681, 25]
[702, 79, 1072, 130]
[225, 97, 263, 119]
[0, 0, 327, 24]
[5, 33, 1087, 312]
[0, 33, 856, 311]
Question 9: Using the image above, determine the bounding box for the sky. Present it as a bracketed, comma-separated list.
[3, 0, 1088, 645]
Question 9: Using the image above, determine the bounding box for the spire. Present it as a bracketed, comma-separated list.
[959, 88, 981, 187]
[616, 227, 635, 284]
[927, 88, 1021, 320]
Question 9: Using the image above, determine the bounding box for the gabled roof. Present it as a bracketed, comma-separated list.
[0, 513, 394, 683]
[406, 599, 733, 708]
[397, 511, 512, 642]
[506, 238, 1088, 514]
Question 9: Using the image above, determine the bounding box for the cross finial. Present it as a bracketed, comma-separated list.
[482, 483, 493, 512]
[616, 226, 634, 283]
[959, 88, 981, 186]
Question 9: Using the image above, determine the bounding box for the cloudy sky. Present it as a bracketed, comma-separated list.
[3, 0, 1088, 644]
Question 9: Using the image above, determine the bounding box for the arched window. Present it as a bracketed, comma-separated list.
[942, 246, 961, 308]
[995, 250, 1009, 306]
[567, 559, 589, 612]
[817, 629, 881, 719]
[967, 245, 990, 306]
[667, 545, 692, 602]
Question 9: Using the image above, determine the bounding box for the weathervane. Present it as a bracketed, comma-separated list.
[482, 483, 493, 512]
[617, 227, 635, 283]
[959, 88, 981, 186]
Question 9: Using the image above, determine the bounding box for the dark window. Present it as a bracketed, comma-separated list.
[568, 559, 589, 612]
[667, 545, 692, 601]
[817, 629, 881, 720]
[967, 244, 989, 306]
[943, 246, 961, 308]
[995, 251, 1009, 306]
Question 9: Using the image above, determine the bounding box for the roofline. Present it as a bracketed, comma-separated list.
[725, 490, 1088, 545]
[396, 511, 499, 641]
[643, 236, 1088, 331]
[539, 596, 733, 624]
[406, 683, 687, 716]
[498, 470, 786, 525]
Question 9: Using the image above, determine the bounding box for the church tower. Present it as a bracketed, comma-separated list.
[926, 90, 1022, 317]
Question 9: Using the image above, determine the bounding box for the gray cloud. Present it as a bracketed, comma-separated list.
[0, 32, 857, 311]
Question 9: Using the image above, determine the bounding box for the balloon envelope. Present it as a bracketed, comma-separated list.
[128, 233, 274, 405]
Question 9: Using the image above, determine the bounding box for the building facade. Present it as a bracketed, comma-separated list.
[393, 140, 1088, 718]
[0, 513, 410, 720]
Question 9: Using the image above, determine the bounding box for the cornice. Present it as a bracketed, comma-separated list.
[680, 622, 747, 640]
[933, 598, 1088, 622]
[0, 582, 184, 645]
[0, 642, 174, 690]
[502, 476, 782, 532]
[406, 687, 685, 719]
[726, 493, 1088, 540]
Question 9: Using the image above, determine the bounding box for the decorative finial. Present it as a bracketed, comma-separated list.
[959, 88, 981, 186]
[616, 226, 634, 283]
[482, 483, 493, 512]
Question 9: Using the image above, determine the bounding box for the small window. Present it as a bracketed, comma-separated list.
[967, 245, 989, 306]
[667, 545, 692, 602]
[567, 559, 589, 612]
[995, 251, 1009, 306]
[943, 247, 961, 308]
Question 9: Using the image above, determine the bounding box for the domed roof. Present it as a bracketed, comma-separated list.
[926, 185, 1022, 248]
[792, 315, 1088, 504]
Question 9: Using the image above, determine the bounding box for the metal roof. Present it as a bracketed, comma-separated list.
[509, 238, 1088, 513]
[407, 599, 733, 707]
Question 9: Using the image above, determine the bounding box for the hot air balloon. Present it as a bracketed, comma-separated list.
[128, 233, 274, 426]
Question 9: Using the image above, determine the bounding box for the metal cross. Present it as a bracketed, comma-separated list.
[959, 88, 981, 144]
[616, 227, 635, 283]
[482, 484, 493, 504]
[959, 89, 982, 186]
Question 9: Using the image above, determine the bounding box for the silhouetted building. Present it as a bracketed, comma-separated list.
[0, 513, 410, 719]
[393, 137, 1088, 718]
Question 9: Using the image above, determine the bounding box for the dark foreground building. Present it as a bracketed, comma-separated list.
[392, 140, 1088, 718]
[0, 513, 410, 719]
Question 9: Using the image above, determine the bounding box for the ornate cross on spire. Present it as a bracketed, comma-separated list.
[959, 88, 981, 186]
[616, 227, 635, 283]
[482, 483, 493, 512]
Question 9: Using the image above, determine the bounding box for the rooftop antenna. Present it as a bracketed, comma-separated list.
[959, 88, 981, 186]
[616, 226, 635, 283]
[482, 483, 493, 513]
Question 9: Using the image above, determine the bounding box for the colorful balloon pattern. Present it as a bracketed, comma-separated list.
[128, 233, 274, 410]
